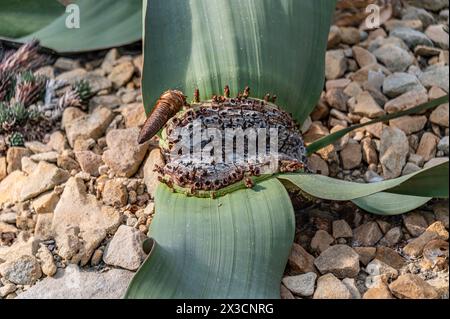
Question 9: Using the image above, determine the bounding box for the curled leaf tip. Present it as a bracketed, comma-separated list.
[138, 90, 187, 144]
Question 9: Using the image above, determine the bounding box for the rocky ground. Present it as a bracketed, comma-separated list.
[0, 0, 449, 299]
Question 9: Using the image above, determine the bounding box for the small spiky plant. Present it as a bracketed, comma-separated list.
[8, 131, 25, 147]
[0, 41, 92, 150]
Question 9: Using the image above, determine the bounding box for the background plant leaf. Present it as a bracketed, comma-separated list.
[4, 0, 142, 53]
[142, 0, 336, 124]
[351, 192, 431, 216]
[125, 178, 295, 299]
[277, 160, 448, 201]
[0, 0, 65, 38]
[306, 95, 449, 154]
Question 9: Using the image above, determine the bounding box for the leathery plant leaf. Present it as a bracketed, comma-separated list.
[307, 95, 449, 155]
[6, 0, 142, 53]
[352, 193, 431, 216]
[142, 0, 336, 124]
[277, 160, 448, 201]
[125, 178, 295, 299]
[0, 0, 65, 38]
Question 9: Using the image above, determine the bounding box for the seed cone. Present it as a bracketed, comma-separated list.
[138, 90, 186, 144]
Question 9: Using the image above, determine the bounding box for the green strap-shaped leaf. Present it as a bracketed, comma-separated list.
[0, 0, 65, 38]
[307, 95, 449, 155]
[351, 192, 431, 216]
[142, 0, 336, 124]
[125, 178, 295, 299]
[6, 0, 142, 53]
[277, 160, 448, 201]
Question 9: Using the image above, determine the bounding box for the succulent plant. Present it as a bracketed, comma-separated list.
[7, 131, 25, 147]
[123, 0, 449, 300]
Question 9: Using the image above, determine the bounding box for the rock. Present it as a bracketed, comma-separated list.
[405, 0, 448, 11]
[90, 249, 103, 266]
[361, 138, 378, 166]
[384, 89, 429, 114]
[0, 283, 16, 298]
[327, 25, 341, 48]
[57, 152, 80, 171]
[65, 107, 115, 147]
[352, 46, 377, 68]
[340, 141, 362, 170]
[340, 27, 360, 45]
[416, 132, 439, 162]
[414, 45, 442, 56]
[332, 220, 353, 239]
[421, 239, 448, 270]
[430, 104, 449, 128]
[282, 272, 317, 297]
[344, 82, 363, 98]
[419, 65, 449, 92]
[402, 6, 436, 28]
[0, 212, 17, 224]
[390, 116, 427, 135]
[352, 91, 385, 118]
[288, 243, 317, 274]
[52, 177, 122, 265]
[16, 264, 133, 299]
[102, 225, 147, 271]
[81, 73, 112, 94]
[30, 151, 59, 163]
[54, 57, 80, 71]
[102, 179, 128, 207]
[409, 154, 425, 167]
[47, 131, 68, 153]
[119, 103, 146, 128]
[437, 136, 449, 156]
[390, 27, 433, 48]
[385, 19, 424, 32]
[353, 222, 383, 246]
[0, 255, 42, 285]
[375, 247, 406, 270]
[55, 68, 87, 83]
[403, 211, 428, 237]
[379, 227, 403, 247]
[6, 147, 31, 173]
[426, 273, 449, 298]
[307, 154, 329, 176]
[37, 245, 57, 277]
[0, 156, 6, 181]
[314, 245, 360, 279]
[143, 147, 165, 198]
[32, 191, 60, 215]
[326, 88, 349, 111]
[433, 201, 449, 228]
[89, 95, 121, 110]
[373, 45, 415, 72]
[0, 221, 17, 234]
[363, 283, 394, 299]
[325, 50, 347, 80]
[25, 141, 53, 154]
[380, 127, 409, 179]
[0, 235, 41, 263]
[75, 151, 104, 177]
[0, 171, 27, 205]
[425, 25, 449, 49]
[326, 79, 351, 91]
[389, 274, 438, 299]
[342, 278, 361, 299]
[313, 274, 352, 299]
[19, 161, 69, 202]
[354, 247, 377, 266]
[108, 62, 135, 88]
[310, 230, 334, 253]
[280, 285, 295, 299]
[403, 221, 449, 257]
[102, 128, 149, 178]
[383, 72, 425, 98]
